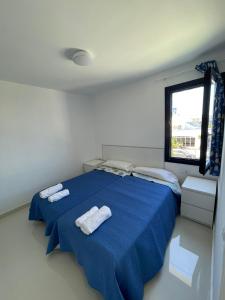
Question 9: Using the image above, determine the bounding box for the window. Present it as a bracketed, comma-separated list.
[165, 78, 204, 165]
[174, 136, 195, 147]
[165, 71, 225, 169]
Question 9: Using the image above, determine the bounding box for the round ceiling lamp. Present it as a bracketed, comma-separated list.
[72, 49, 94, 66]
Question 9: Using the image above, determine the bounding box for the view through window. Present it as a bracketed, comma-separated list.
[171, 87, 204, 160]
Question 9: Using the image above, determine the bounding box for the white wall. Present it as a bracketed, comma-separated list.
[212, 125, 225, 300]
[0, 81, 97, 215]
[93, 47, 225, 182]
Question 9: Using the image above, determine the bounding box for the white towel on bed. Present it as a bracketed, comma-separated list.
[80, 206, 112, 235]
[48, 189, 70, 202]
[39, 183, 63, 199]
[75, 206, 99, 227]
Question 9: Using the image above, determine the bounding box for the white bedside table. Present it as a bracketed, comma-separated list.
[83, 159, 105, 173]
[181, 176, 217, 227]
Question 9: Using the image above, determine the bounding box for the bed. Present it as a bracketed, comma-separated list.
[29, 170, 121, 235]
[46, 174, 180, 300]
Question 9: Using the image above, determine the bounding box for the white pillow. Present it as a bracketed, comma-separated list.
[102, 160, 133, 172]
[133, 167, 178, 184]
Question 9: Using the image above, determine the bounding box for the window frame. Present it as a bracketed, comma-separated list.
[199, 68, 216, 174]
[165, 78, 204, 165]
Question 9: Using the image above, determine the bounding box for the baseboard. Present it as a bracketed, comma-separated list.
[0, 201, 30, 219]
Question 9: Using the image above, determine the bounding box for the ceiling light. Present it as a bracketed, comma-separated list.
[72, 49, 94, 66]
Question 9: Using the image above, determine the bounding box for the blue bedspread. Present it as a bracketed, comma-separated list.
[47, 175, 180, 300]
[29, 170, 120, 235]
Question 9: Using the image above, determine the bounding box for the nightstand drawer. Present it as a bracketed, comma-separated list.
[181, 203, 213, 226]
[182, 189, 215, 211]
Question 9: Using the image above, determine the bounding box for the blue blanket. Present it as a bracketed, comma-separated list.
[47, 175, 180, 300]
[29, 170, 120, 235]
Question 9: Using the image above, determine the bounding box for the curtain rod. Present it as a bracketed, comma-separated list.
[154, 57, 225, 82]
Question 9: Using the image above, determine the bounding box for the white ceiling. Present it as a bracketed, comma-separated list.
[0, 0, 225, 93]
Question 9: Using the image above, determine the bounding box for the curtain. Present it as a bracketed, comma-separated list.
[195, 60, 225, 176]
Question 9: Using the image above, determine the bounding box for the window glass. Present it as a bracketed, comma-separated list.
[171, 87, 204, 160]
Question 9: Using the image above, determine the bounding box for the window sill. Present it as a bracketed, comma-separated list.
[165, 157, 200, 166]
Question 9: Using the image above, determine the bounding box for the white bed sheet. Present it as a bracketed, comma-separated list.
[96, 166, 131, 177]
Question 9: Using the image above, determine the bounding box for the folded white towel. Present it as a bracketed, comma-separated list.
[80, 206, 112, 235]
[48, 189, 70, 202]
[39, 183, 63, 199]
[75, 206, 99, 227]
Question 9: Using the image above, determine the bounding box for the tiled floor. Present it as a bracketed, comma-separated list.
[0, 207, 212, 300]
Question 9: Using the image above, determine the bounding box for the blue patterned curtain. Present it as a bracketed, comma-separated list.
[195, 60, 225, 176]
